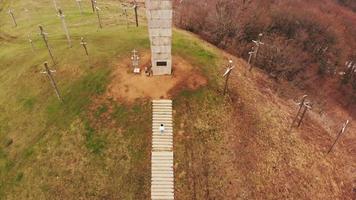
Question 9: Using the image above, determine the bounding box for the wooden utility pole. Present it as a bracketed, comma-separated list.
[249, 33, 264, 71]
[95, 6, 103, 29]
[133, 1, 139, 27]
[42, 62, 63, 102]
[76, 0, 83, 14]
[8, 9, 17, 27]
[58, 9, 72, 47]
[39, 25, 56, 65]
[223, 59, 235, 95]
[327, 120, 350, 154]
[91, 0, 96, 13]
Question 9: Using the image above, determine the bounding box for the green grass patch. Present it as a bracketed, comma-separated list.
[46, 68, 110, 128]
[84, 120, 106, 154]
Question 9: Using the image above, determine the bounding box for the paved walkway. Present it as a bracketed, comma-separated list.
[151, 100, 174, 200]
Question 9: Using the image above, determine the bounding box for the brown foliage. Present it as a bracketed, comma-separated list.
[174, 0, 356, 98]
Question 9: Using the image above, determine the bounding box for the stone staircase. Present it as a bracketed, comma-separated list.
[151, 100, 174, 200]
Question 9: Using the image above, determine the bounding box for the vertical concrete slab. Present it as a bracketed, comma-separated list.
[145, 0, 173, 75]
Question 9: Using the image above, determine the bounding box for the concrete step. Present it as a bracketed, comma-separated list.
[152, 135, 173, 138]
[152, 148, 173, 151]
[152, 117, 173, 122]
[152, 99, 172, 103]
[152, 139, 173, 143]
[151, 177, 174, 181]
[152, 123, 173, 126]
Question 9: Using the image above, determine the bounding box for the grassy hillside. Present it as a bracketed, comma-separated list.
[0, 0, 354, 199]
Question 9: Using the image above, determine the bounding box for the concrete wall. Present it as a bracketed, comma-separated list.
[145, 0, 172, 75]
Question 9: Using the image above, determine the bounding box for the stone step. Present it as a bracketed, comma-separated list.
[153, 111, 172, 114]
[152, 117, 173, 122]
[152, 146, 173, 149]
[152, 139, 173, 143]
[152, 131, 173, 134]
[152, 99, 172, 103]
[151, 177, 174, 181]
[152, 160, 173, 164]
[151, 184, 174, 188]
[153, 108, 172, 112]
[152, 184, 174, 187]
[151, 189, 174, 193]
[151, 194, 174, 199]
[152, 148, 173, 151]
[152, 122, 173, 126]
[153, 107, 172, 110]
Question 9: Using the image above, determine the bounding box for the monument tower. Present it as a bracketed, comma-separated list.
[145, 0, 173, 75]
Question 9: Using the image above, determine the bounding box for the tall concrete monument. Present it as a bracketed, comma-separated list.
[145, 0, 172, 75]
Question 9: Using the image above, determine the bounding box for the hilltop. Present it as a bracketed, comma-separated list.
[0, 0, 355, 199]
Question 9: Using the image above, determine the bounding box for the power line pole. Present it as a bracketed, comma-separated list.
[249, 33, 264, 71]
[223, 59, 235, 95]
[39, 25, 56, 65]
[8, 9, 17, 27]
[41, 62, 63, 103]
[95, 6, 103, 29]
[327, 120, 350, 154]
[133, 1, 139, 27]
[58, 9, 72, 47]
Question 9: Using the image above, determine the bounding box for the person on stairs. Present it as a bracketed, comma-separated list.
[160, 124, 165, 134]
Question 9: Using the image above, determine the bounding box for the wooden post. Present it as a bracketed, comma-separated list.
[80, 37, 89, 56]
[327, 120, 349, 154]
[247, 47, 254, 70]
[254, 33, 263, 61]
[249, 33, 264, 72]
[133, 1, 139, 27]
[43, 62, 63, 102]
[28, 34, 35, 52]
[95, 6, 103, 29]
[291, 95, 308, 128]
[80, 37, 90, 66]
[76, 0, 83, 14]
[124, 7, 129, 28]
[91, 0, 96, 13]
[39, 25, 56, 64]
[8, 9, 17, 27]
[53, 0, 59, 11]
[58, 9, 72, 47]
[223, 60, 234, 95]
[297, 105, 308, 127]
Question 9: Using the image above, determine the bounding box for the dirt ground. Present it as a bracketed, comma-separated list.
[107, 52, 207, 102]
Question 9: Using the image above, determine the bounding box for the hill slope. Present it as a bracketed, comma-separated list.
[0, 0, 355, 199]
